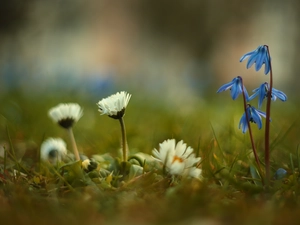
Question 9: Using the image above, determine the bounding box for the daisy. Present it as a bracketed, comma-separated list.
[48, 103, 83, 129]
[96, 91, 132, 162]
[152, 139, 201, 178]
[48, 103, 83, 161]
[40, 138, 67, 165]
[97, 91, 131, 119]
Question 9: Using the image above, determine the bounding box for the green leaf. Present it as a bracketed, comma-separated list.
[249, 165, 263, 187]
[60, 161, 85, 184]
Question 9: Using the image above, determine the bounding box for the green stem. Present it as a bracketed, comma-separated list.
[119, 117, 128, 162]
[3, 145, 7, 177]
[67, 128, 80, 161]
[264, 45, 273, 189]
[6, 126, 20, 177]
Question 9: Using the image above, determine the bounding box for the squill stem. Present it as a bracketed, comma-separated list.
[239, 76, 264, 183]
[264, 45, 272, 189]
[67, 128, 80, 161]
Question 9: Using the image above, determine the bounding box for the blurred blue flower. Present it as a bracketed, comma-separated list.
[239, 105, 266, 133]
[249, 82, 288, 108]
[274, 168, 287, 180]
[217, 77, 249, 100]
[240, 45, 271, 75]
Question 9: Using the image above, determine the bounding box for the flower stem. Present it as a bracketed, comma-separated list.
[264, 45, 273, 189]
[119, 117, 128, 162]
[239, 76, 264, 183]
[67, 128, 80, 161]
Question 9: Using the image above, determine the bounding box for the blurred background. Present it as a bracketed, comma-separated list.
[0, 0, 299, 156]
[0, 0, 298, 100]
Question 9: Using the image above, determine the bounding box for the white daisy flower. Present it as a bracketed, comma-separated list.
[97, 91, 131, 119]
[40, 138, 67, 164]
[187, 166, 202, 178]
[48, 103, 83, 129]
[152, 139, 201, 178]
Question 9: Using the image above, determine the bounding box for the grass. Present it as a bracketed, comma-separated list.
[0, 90, 300, 225]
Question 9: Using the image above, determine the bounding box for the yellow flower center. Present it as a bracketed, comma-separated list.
[172, 155, 184, 164]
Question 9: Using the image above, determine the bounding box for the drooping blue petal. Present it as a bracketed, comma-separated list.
[246, 52, 258, 69]
[240, 45, 271, 75]
[256, 109, 266, 118]
[249, 83, 287, 108]
[243, 86, 250, 102]
[239, 113, 248, 133]
[264, 55, 271, 75]
[217, 77, 245, 100]
[258, 83, 267, 108]
[230, 79, 242, 100]
[248, 83, 266, 108]
[248, 88, 260, 101]
[250, 107, 263, 129]
[239, 105, 267, 133]
[255, 49, 264, 71]
[272, 88, 287, 102]
[230, 85, 239, 100]
[240, 50, 256, 62]
[217, 80, 235, 93]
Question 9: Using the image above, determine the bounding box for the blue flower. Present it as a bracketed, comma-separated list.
[239, 105, 266, 133]
[274, 168, 287, 180]
[249, 82, 288, 108]
[240, 45, 271, 75]
[217, 76, 249, 100]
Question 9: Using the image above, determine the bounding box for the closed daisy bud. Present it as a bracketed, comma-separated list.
[48, 103, 83, 129]
[40, 138, 67, 164]
[82, 159, 98, 172]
